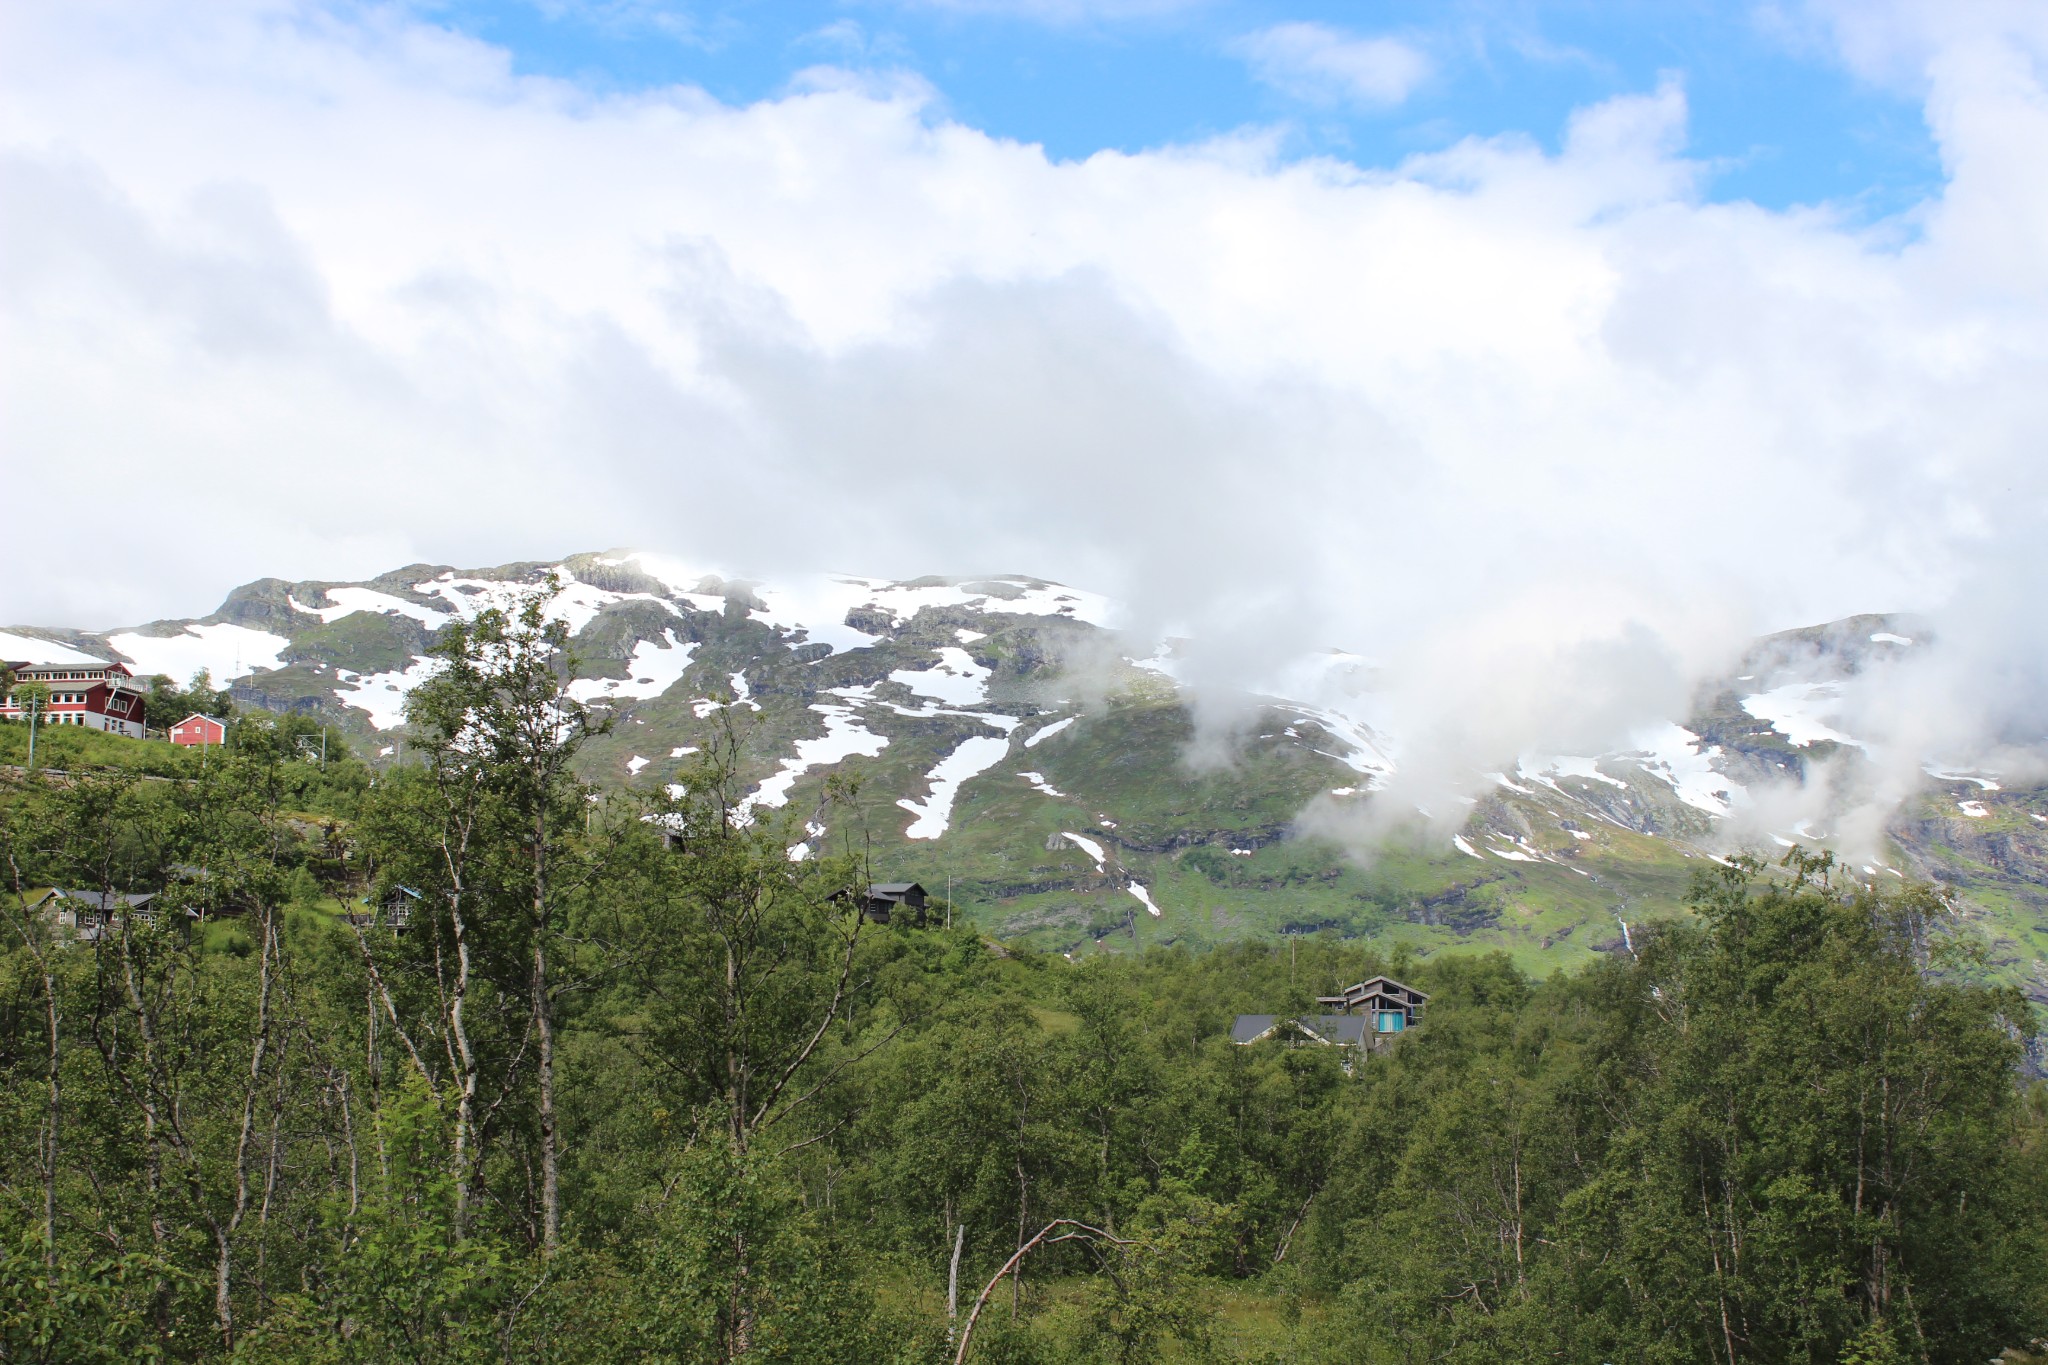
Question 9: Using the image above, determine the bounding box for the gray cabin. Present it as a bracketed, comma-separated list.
[1232, 976, 1428, 1052]
[32, 889, 165, 941]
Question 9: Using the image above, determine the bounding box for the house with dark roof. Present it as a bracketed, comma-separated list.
[29, 889, 168, 940]
[1231, 976, 1429, 1054]
[858, 881, 929, 925]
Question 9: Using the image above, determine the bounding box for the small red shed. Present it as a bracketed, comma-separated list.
[170, 714, 227, 747]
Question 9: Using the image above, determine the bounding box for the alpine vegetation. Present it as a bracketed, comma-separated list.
[2, 581, 2044, 1361]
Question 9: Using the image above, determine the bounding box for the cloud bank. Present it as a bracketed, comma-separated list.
[2, 0, 2045, 817]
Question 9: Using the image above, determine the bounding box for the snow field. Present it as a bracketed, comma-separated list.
[1061, 832, 1108, 871]
[1518, 754, 1629, 792]
[0, 631, 106, 666]
[743, 703, 891, 816]
[109, 622, 292, 685]
[1025, 717, 1076, 748]
[1740, 682, 1862, 749]
[1619, 723, 1745, 816]
[897, 734, 1012, 840]
[413, 566, 678, 636]
[888, 647, 992, 707]
[334, 655, 443, 730]
[566, 631, 696, 703]
[289, 587, 451, 628]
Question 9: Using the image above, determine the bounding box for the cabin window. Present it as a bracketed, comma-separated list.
[1374, 1010, 1406, 1033]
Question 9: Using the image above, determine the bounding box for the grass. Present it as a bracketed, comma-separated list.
[0, 717, 200, 777]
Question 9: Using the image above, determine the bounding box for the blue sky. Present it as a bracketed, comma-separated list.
[431, 0, 1942, 216]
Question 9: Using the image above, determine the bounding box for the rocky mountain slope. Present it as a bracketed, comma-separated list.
[8, 550, 2045, 1011]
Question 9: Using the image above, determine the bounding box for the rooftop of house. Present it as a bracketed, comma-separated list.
[1230, 1014, 1280, 1045]
[10, 661, 129, 678]
[37, 889, 160, 911]
[1317, 975, 1429, 1007]
[1229, 1013, 1379, 1047]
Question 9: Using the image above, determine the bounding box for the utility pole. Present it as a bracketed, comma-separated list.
[947, 873, 954, 930]
[25, 694, 39, 772]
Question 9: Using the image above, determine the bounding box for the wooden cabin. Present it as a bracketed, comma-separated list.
[859, 882, 928, 926]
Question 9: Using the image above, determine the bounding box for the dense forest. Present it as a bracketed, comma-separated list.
[3, 587, 2045, 1363]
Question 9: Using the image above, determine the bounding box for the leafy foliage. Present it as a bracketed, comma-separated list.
[1, 593, 2043, 1362]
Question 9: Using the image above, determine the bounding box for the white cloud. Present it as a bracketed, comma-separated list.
[2, 0, 2046, 807]
[1233, 22, 1432, 108]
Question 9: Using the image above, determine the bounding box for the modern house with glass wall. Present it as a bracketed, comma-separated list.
[1231, 976, 1428, 1053]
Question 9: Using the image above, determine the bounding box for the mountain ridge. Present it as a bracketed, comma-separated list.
[6, 550, 2044, 1022]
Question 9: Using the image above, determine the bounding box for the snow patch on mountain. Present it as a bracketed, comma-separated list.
[1519, 754, 1629, 792]
[1025, 717, 1076, 748]
[898, 735, 1011, 839]
[1020, 771, 1066, 797]
[109, 623, 290, 685]
[1276, 702, 1395, 780]
[1621, 723, 1745, 816]
[335, 655, 442, 730]
[744, 702, 890, 814]
[746, 576, 889, 655]
[413, 566, 675, 635]
[1741, 682, 1862, 749]
[0, 631, 106, 666]
[1061, 831, 1108, 871]
[567, 631, 696, 703]
[291, 587, 451, 629]
[889, 647, 991, 706]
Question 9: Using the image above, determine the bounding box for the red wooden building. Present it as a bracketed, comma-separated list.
[169, 714, 228, 747]
[2, 659, 148, 738]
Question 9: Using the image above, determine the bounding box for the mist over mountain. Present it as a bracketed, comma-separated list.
[11, 547, 2044, 1018]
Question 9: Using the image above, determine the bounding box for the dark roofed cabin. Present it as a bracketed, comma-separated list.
[1228, 1014, 1372, 1049]
[32, 889, 167, 941]
[857, 882, 929, 926]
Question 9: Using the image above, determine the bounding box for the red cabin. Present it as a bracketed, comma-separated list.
[170, 714, 227, 747]
[2, 659, 148, 739]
